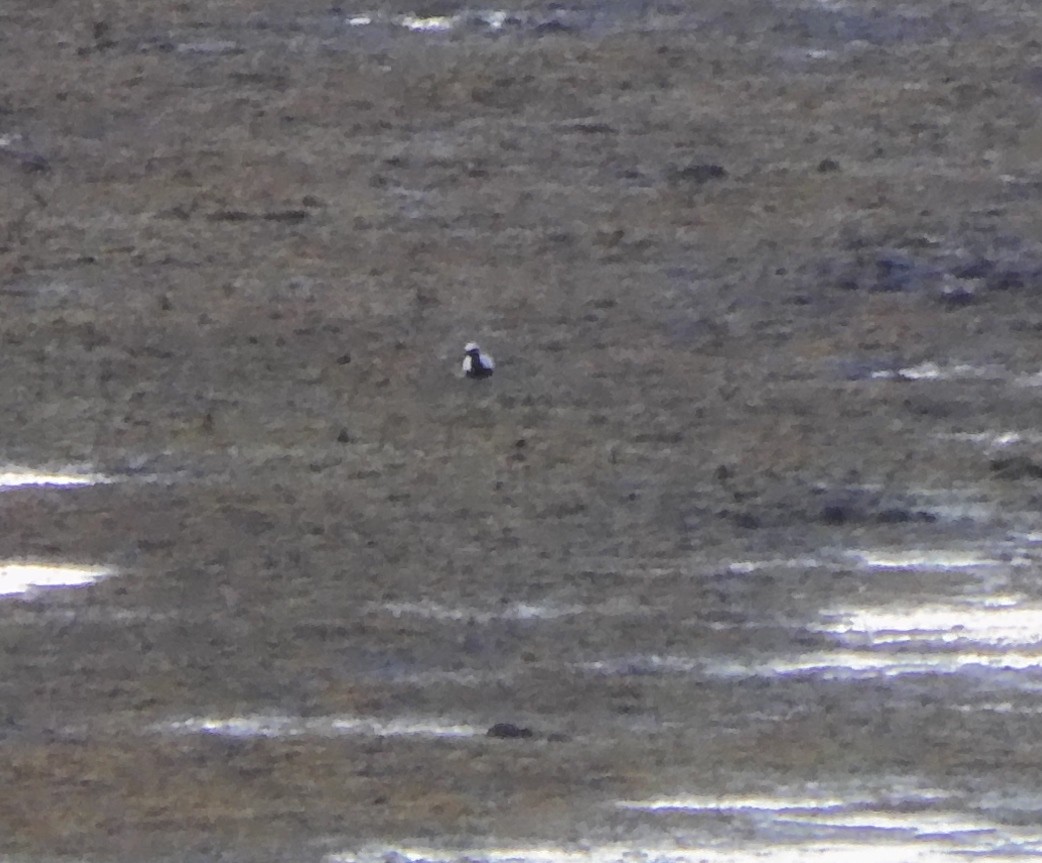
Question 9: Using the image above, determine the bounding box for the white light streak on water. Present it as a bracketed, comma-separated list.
[847, 549, 1006, 570]
[954, 701, 1042, 715]
[574, 655, 700, 676]
[616, 794, 855, 813]
[345, 10, 517, 33]
[327, 834, 1042, 863]
[582, 592, 1042, 679]
[775, 809, 994, 835]
[725, 557, 830, 574]
[578, 650, 1042, 679]
[0, 466, 112, 490]
[722, 547, 1013, 576]
[723, 650, 1042, 677]
[813, 598, 1042, 647]
[377, 600, 584, 624]
[0, 562, 115, 597]
[589, 784, 1041, 861]
[380, 667, 515, 686]
[158, 713, 482, 739]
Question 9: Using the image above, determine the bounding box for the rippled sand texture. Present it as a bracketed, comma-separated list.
[3, 0, 1042, 860]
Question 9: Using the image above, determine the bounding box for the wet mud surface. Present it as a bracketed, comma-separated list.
[3, 0, 1042, 860]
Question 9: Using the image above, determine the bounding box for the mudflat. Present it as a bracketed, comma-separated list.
[3, 1, 1042, 861]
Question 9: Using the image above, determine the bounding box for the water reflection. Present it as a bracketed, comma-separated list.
[846, 549, 1009, 570]
[399, 14, 456, 31]
[722, 547, 1018, 576]
[345, 10, 514, 32]
[0, 465, 112, 490]
[327, 833, 1042, 863]
[869, 361, 1001, 382]
[158, 713, 483, 739]
[814, 597, 1042, 646]
[716, 649, 1042, 677]
[376, 600, 585, 624]
[580, 591, 1042, 680]
[0, 562, 115, 598]
[368, 599, 646, 624]
[616, 793, 858, 812]
[604, 783, 1033, 861]
[940, 430, 1042, 449]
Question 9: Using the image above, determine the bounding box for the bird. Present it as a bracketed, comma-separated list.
[462, 342, 494, 379]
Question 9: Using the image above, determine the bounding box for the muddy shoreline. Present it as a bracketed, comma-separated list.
[3, 0, 1042, 860]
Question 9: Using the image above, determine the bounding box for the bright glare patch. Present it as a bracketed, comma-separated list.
[346, 14, 373, 26]
[481, 10, 509, 29]
[871, 362, 999, 382]
[159, 713, 482, 739]
[0, 563, 114, 597]
[399, 14, 456, 31]
[0, 466, 112, 490]
[940, 430, 1042, 449]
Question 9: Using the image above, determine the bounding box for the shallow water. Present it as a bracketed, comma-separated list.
[8, 445, 1042, 859]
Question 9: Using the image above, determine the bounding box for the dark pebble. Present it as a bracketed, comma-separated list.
[261, 210, 310, 223]
[571, 122, 616, 134]
[732, 512, 761, 530]
[672, 163, 728, 184]
[876, 508, 936, 524]
[820, 504, 849, 525]
[533, 20, 574, 34]
[207, 209, 252, 222]
[952, 259, 994, 279]
[487, 723, 534, 739]
[873, 252, 921, 292]
[990, 456, 1042, 480]
[939, 284, 977, 308]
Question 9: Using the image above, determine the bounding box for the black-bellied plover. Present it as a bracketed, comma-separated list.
[462, 342, 495, 379]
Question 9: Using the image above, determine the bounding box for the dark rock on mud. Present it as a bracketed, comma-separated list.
[668, 163, 728, 185]
[487, 723, 535, 739]
[990, 456, 1042, 480]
